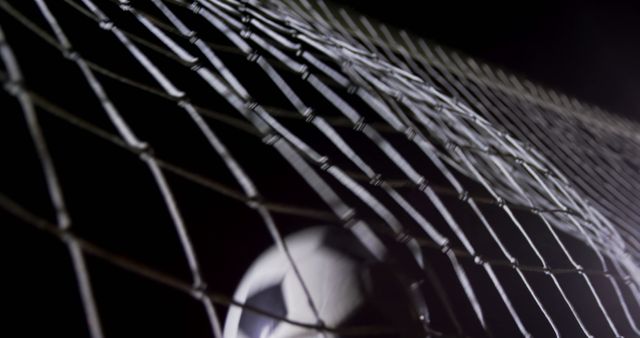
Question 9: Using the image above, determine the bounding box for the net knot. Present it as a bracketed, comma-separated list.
[444, 141, 458, 152]
[416, 177, 429, 191]
[63, 49, 80, 61]
[352, 117, 366, 131]
[299, 67, 310, 80]
[458, 190, 470, 202]
[59, 228, 73, 245]
[342, 217, 359, 230]
[191, 281, 208, 300]
[261, 133, 280, 146]
[189, 62, 203, 71]
[339, 208, 356, 223]
[410, 279, 425, 290]
[134, 141, 151, 154]
[394, 231, 412, 244]
[439, 239, 451, 254]
[245, 100, 259, 111]
[473, 255, 484, 265]
[187, 32, 199, 44]
[316, 155, 329, 165]
[118, 2, 132, 12]
[240, 29, 253, 39]
[319, 158, 331, 171]
[302, 107, 315, 122]
[246, 52, 260, 63]
[177, 99, 192, 109]
[3, 79, 23, 97]
[98, 20, 114, 31]
[404, 127, 416, 141]
[369, 174, 382, 186]
[246, 195, 263, 209]
[189, 2, 202, 14]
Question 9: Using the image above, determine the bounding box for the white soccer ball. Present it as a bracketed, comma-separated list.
[223, 226, 426, 338]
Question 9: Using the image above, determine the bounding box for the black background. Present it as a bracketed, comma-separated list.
[340, 0, 640, 121]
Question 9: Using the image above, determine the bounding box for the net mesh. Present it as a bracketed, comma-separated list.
[1, 0, 639, 337]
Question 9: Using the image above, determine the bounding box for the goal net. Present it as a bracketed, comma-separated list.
[1, 0, 639, 337]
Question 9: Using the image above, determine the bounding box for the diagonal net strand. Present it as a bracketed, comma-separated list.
[0, 22, 105, 338]
[32, 1, 225, 336]
[0, 72, 630, 285]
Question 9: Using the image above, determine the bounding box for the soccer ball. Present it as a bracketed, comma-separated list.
[223, 226, 428, 338]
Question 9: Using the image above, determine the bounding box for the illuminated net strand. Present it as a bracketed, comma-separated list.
[0, 23, 105, 338]
[396, 25, 635, 213]
[10, 0, 405, 336]
[4, 62, 625, 284]
[0, 191, 398, 337]
[399, 30, 640, 266]
[31, 1, 229, 338]
[0, 31, 627, 278]
[0, 0, 636, 336]
[0, 0, 616, 336]
[46, 0, 640, 280]
[0, 0, 553, 215]
[66, 0, 640, 226]
[0, 48, 624, 338]
[450, 66, 640, 239]
[105, 1, 636, 336]
[353, 10, 640, 333]
[460, 65, 640, 248]
[0, 2, 420, 336]
[142, 1, 640, 336]
[274, 5, 555, 331]
[151, 1, 439, 330]
[432, 51, 640, 332]
[270, 1, 640, 336]
[0, 1, 620, 336]
[4, 67, 627, 287]
[356, 9, 640, 331]
[353, 14, 640, 254]
[396, 39, 632, 251]
[455, 65, 640, 333]
[184, 1, 526, 334]
[0, 3, 631, 287]
[40, 0, 335, 335]
[344, 0, 640, 272]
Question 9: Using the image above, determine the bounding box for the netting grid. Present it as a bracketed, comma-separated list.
[1, 0, 640, 337]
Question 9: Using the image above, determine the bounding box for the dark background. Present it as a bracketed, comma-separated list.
[340, 0, 640, 121]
